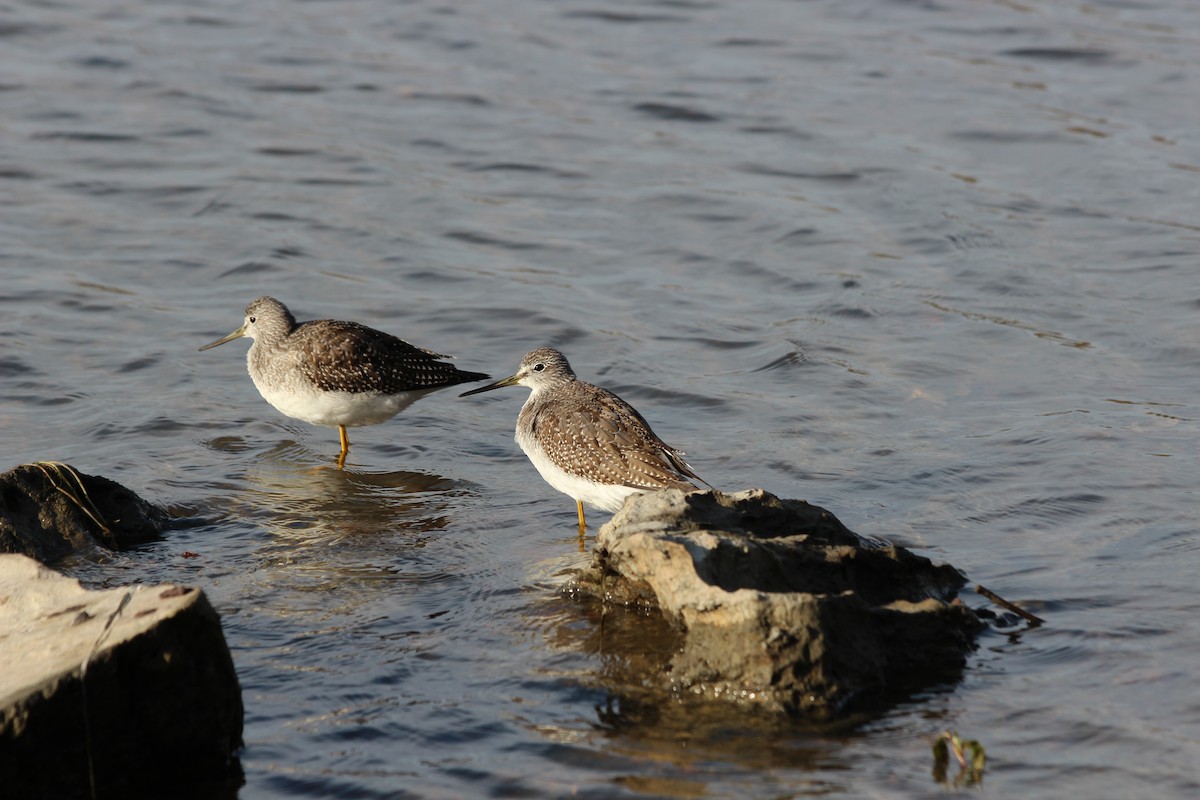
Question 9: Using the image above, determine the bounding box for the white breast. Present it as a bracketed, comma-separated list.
[514, 424, 639, 513]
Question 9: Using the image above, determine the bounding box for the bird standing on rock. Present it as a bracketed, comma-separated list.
[200, 296, 489, 467]
[461, 347, 706, 531]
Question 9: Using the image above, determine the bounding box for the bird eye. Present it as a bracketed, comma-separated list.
[532, 363, 545, 372]
[248, 316, 257, 323]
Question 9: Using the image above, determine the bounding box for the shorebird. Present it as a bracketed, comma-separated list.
[461, 347, 705, 530]
[200, 296, 488, 467]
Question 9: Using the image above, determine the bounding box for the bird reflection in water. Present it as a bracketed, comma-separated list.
[235, 439, 463, 560]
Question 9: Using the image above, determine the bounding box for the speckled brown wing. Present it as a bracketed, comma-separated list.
[533, 383, 703, 489]
[294, 320, 488, 394]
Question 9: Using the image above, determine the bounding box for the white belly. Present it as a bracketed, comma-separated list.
[251, 373, 432, 429]
[516, 426, 639, 512]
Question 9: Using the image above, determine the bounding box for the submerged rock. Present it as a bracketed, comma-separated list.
[0, 554, 243, 798]
[569, 488, 984, 718]
[0, 462, 169, 563]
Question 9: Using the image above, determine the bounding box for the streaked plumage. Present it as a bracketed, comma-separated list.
[461, 347, 704, 529]
[200, 296, 488, 465]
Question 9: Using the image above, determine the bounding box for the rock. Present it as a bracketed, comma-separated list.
[0, 554, 243, 798]
[568, 488, 985, 718]
[0, 463, 169, 563]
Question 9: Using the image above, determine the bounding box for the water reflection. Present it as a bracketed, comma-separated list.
[240, 440, 461, 546]
[525, 594, 864, 782]
[524, 588, 963, 790]
[191, 437, 479, 603]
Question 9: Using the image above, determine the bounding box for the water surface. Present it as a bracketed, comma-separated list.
[3, 0, 1199, 797]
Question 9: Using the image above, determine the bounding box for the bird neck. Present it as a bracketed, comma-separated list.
[528, 375, 575, 399]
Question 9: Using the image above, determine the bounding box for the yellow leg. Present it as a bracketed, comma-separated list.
[337, 425, 350, 468]
[576, 499, 586, 532]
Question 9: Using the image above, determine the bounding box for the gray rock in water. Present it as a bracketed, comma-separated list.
[0, 554, 243, 798]
[0, 463, 169, 563]
[569, 488, 985, 718]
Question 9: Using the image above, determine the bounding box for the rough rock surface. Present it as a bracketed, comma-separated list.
[569, 488, 984, 718]
[0, 554, 243, 798]
[0, 463, 169, 563]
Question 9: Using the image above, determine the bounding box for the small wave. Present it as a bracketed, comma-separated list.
[445, 230, 558, 252]
[1002, 47, 1114, 63]
[33, 131, 139, 142]
[633, 102, 721, 123]
[564, 10, 688, 24]
[739, 163, 862, 182]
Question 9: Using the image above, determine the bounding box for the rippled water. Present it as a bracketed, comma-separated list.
[4, 0, 1200, 796]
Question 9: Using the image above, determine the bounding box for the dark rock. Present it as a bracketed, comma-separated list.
[0, 463, 169, 563]
[568, 488, 985, 718]
[0, 555, 243, 798]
